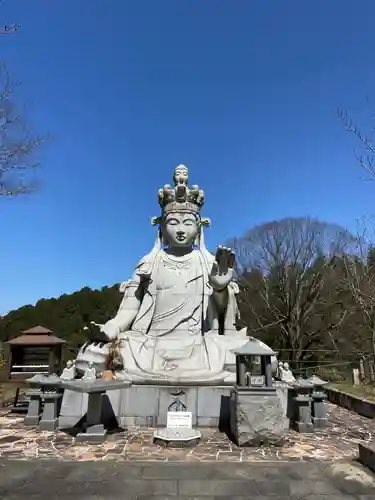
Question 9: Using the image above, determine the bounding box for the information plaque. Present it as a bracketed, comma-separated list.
[167, 411, 192, 429]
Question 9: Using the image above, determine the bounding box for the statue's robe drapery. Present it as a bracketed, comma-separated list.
[116, 248, 248, 382]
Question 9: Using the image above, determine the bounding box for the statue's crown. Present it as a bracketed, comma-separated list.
[158, 165, 204, 216]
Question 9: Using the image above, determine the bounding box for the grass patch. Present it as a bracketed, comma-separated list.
[329, 382, 375, 403]
[0, 382, 23, 407]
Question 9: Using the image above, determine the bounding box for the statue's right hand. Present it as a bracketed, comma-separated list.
[100, 321, 120, 341]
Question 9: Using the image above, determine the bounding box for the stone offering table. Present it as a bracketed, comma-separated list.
[60, 379, 131, 442]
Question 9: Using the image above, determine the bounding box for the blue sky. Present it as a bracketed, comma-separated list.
[1, 0, 375, 314]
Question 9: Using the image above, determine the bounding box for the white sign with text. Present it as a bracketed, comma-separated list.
[250, 375, 265, 386]
[167, 411, 193, 429]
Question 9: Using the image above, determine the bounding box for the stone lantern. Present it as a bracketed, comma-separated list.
[306, 374, 328, 429]
[291, 378, 314, 433]
[230, 337, 286, 446]
[234, 337, 275, 388]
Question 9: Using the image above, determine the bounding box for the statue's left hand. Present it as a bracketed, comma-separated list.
[209, 246, 235, 291]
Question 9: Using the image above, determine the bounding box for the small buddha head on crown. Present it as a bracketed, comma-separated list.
[155, 165, 206, 248]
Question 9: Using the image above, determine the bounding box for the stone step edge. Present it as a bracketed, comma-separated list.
[325, 386, 375, 419]
[358, 442, 375, 473]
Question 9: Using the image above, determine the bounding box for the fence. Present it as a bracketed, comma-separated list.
[276, 348, 375, 383]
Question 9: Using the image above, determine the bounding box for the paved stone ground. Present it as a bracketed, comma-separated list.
[1, 459, 375, 499]
[0, 403, 374, 462]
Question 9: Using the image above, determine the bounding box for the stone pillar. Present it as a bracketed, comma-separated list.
[24, 388, 42, 426]
[76, 391, 106, 442]
[359, 358, 366, 381]
[264, 356, 273, 387]
[311, 390, 328, 429]
[236, 355, 247, 386]
[293, 393, 313, 433]
[40, 390, 62, 431]
[352, 368, 360, 386]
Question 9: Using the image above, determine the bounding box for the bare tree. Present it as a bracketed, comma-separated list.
[339, 104, 375, 180]
[0, 0, 19, 36]
[230, 217, 357, 368]
[0, 3, 43, 197]
[0, 22, 19, 35]
[341, 227, 375, 357]
[0, 64, 44, 196]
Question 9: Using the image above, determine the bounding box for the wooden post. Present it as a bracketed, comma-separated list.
[48, 348, 55, 375]
[3, 344, 12, 381]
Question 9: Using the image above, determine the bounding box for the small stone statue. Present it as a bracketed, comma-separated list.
[278, 361, 284, 379]
[60, 360, 76, 381]
[82, 361, 97, 381]
[280, 362, 296, 383]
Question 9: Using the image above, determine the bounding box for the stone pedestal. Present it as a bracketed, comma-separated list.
[293, 394, 313, 433]
[230, 386, 286, 446]
[311, 390, 328, 429]
[153, 427, 201, 447]
[79, 391, 106, 442]
[24, 388, 42, 426]
[60, 379, 131, 442]
[59, 382, 293, 429]
[40, 392, 62, 431]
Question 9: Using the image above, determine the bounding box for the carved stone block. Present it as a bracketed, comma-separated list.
[230, 386, 286, 446]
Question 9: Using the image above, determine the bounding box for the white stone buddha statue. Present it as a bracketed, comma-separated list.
[75, 165, 275, 383]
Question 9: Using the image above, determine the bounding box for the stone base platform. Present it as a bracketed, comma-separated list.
[58, 382, 291, 429]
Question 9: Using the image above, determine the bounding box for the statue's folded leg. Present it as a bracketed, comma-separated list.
[117, 332, 157, 378]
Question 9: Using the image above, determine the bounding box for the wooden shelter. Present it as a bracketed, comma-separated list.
[4, 325, 66, 381]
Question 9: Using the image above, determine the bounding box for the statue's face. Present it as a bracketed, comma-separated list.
[163, 212, 199, 247]
[173, 166, 188, 185]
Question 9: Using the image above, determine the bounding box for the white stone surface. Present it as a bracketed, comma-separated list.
[153, 427, 201, 443]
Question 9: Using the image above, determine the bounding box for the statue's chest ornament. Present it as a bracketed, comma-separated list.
[162, 255, 193, 276]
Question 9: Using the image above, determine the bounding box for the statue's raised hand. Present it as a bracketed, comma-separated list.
[209, 246, 235, 291]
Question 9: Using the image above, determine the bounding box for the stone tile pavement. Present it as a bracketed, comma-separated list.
[0, 459, 375, 499]
[0, 403, 374, 463]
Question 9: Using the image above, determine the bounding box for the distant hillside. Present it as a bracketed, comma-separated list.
[0, 285, 122, 352]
